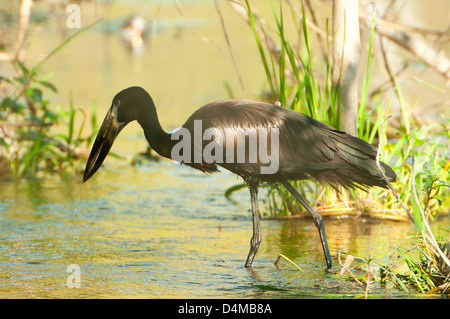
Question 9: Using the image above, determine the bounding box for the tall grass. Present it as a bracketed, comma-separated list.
[233, 1, 450, 294]
[234, 1, 449, 221]
[239, 0, 347, 217]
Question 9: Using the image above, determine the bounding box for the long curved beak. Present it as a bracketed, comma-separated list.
[83, 106, 126, 182]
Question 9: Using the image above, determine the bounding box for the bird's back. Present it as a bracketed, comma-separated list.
[177, 100, 396, 189]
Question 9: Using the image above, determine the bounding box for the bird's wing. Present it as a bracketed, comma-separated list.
[181, 100, 396, 187]
[277, 110, 374, 169]
[277, 109, 396, 188]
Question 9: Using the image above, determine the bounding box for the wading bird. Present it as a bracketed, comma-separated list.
[83, 86, 397, 270]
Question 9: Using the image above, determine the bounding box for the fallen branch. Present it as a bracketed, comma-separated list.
[337, 251, 365, 288]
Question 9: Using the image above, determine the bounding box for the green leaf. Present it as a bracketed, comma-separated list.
[253, 284, 286, 291]
[411, 188, 425, 233]
[224, 183, 247, 198]
[245, 0, 276, 98]
[26, 87, 43, 103]
[67, 92, 76, 144]
[0, 137, 9, 148]
[38, 80, 58, 92]
[0, 75, 12, 83]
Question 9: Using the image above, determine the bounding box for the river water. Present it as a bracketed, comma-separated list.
[1, 159, 448, 298]
[0, 0, 448, 298]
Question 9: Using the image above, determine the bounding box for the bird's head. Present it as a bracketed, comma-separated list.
[83, 86, 152, 182]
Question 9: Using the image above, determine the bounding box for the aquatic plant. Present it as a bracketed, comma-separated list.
[0, 20, 100, 179]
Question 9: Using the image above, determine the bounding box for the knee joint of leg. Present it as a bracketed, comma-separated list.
[313, 214, 324, 229]
[250, 234, 262, 246]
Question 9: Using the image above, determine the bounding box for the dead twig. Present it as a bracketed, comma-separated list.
[375, 115, 415, 223]
[214, 0, 245, 89]
[359, 10, 450, 83]
[338, 253, 354, 276]
[337, 250, 365, 288]
[359, 9, 450, 40]
[274, 253, 302, 271]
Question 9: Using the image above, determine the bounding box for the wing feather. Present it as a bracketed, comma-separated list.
[180, 100, 396, 188]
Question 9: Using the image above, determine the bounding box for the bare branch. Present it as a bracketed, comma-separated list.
[359, 9, 450, 40]
[359, 10, 450, 83]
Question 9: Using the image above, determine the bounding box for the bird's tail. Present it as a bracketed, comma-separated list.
[314, 131, 397, 190]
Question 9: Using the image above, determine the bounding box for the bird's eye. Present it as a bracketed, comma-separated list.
[114, 99, 120, 107]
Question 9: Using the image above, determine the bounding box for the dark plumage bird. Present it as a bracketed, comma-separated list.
[83, 86, 397, 270]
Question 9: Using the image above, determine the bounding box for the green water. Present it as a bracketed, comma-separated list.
[2, 160, 447, 298]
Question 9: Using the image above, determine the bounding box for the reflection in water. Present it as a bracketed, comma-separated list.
[1, 160, 447, 298]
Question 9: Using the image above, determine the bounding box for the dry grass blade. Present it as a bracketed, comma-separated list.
[375, 116, 414, 223]
[274, 254, 302, 271]
[337, 250, 364, 288]
[339, 254, 355, 276]
[214, 0, 244, 89]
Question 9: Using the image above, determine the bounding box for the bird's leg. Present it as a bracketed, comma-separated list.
[245, 178, 261, 268]
[281, 180, 333, 270]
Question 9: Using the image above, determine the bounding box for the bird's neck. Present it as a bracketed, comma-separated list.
[138, 106, 174, 160]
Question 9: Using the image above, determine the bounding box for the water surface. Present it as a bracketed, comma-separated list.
[2, 160, 447, 298]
